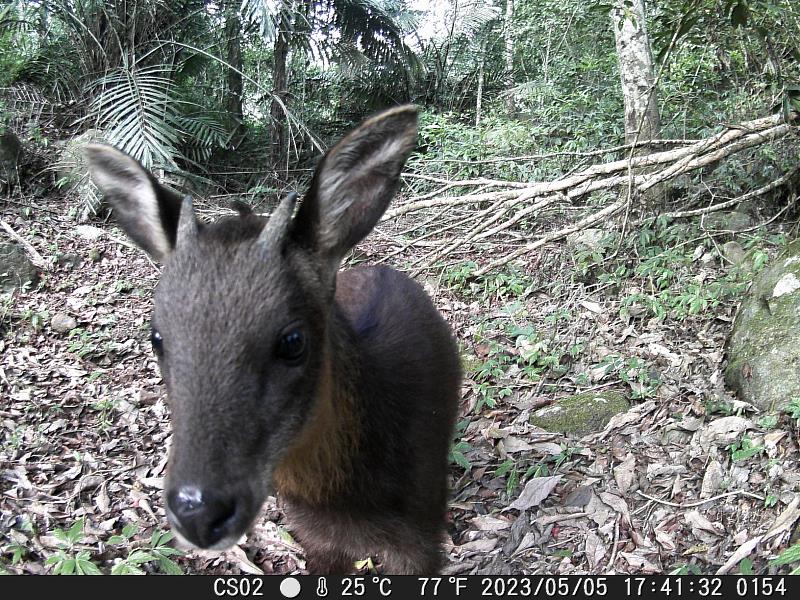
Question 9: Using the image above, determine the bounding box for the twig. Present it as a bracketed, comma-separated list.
[380, 114, 796, 277]
[661, 164, 800, 219]
[0, 219, 48, 269]
[423, 139, 701, 165]
[607, 515, 621, 571]
[535, 511, 589, 526]
[475, 197, 628, 276]
[636, 489, 765, 508]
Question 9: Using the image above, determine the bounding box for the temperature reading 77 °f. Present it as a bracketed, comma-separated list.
[420, 577, 468, 596]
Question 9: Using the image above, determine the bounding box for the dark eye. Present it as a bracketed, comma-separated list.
[150, 328, 163, 356]
[277, 327, 306, 362]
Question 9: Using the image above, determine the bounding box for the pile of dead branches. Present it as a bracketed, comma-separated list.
[381, 113, 798, 276]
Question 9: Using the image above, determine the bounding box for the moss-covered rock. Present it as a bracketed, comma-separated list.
[725, 238, 800, 412]
[530, 391, 630, 436]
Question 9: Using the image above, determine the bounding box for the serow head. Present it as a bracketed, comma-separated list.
[85, 106, 418, 549]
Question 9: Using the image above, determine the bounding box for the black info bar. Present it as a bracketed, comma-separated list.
[1, 575, 793, 599]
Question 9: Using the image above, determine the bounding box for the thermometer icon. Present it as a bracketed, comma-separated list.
[316, 578, 328, 597]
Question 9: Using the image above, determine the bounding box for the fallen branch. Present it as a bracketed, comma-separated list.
[423, 138, 701, 164]
[660, 164, 800, 219]
[380, 113, 797, 275]
[475, 198, 628, 276]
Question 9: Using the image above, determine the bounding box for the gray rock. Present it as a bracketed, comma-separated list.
[0, 129, 23, 191]
[725, 238, 800, 411]
[51, 313, 78, 333]
[703, 211, 754, 232]
[56, 253, 83, 270]
[567, 228, 614, 252]
[0, 243, 39, 291]
[722, 241, 746, 266]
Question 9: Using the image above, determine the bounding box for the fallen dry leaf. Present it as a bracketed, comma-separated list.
[614, 454, 636, 495]
[700, 460, 724, 498]
[506, 475, 562, 511]
[584, 531, 607, 570]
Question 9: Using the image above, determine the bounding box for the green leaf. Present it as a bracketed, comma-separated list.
[451, 450, 471, 470]
[121, 523, 139, 539]
[75, 551, 102, 575]
[151, 530, 174, 548]
[59, 558, 76, 575]
[494, 459, 515, 477]
[52, 529, 69, 546]
[771, 543, 800, 566]
[354, 556, 375, 571]
[506, 468, 519, 495]
[112, 562, 145, 575]
[732, 441, 763, 462]
[278, 527, 295, 545]
[66, 518, 85, 544]
[158, 557, 184, 575]
[452, 441, 471, 453]
[126, 550, 158, 565]
[739, 557, 754, 575]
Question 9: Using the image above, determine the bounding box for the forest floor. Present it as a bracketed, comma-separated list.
[2, 189, 799, 576]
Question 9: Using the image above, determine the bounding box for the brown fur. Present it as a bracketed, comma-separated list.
[273, 354, 360, 505]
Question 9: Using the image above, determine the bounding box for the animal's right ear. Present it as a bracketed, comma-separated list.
[84, 144, 185, 261]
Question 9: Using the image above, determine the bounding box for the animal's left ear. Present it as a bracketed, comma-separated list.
[291, 105, 418, 266]
[85, 144, 185, 262]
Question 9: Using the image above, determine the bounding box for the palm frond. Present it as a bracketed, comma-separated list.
[326, 0, 418, 69]
[177, 114, 230, 165]
[0, 0, 34, 34]
[451, 0, 501, 39]
[240, 0, 280, 41]
[91, 61, 184, 169]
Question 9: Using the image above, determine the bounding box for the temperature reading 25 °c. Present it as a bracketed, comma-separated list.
[341, 577, 392, 597]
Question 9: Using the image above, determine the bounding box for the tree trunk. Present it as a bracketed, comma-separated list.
[476, 58, 484, 127]
[503, 0, 515, 117]
[610, 0, 663, 205]
[38, 1, 49, 38]
[270, 29, 290, 168]
[610, 0, 660, 146]
[223, 2, 244, 137]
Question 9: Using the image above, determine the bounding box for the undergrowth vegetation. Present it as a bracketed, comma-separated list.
[442, 213, 787, 419]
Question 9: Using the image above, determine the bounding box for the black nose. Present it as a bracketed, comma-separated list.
[167, 486, 239, 548]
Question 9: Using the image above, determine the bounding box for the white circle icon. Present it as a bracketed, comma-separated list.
[280, 577, 301, 598]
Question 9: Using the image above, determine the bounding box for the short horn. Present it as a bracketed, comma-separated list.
[256, 192, 298, 248]
[177, 195, 198, 243]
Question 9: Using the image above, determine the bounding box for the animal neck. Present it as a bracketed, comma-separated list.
[272, 318, 360, 506]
